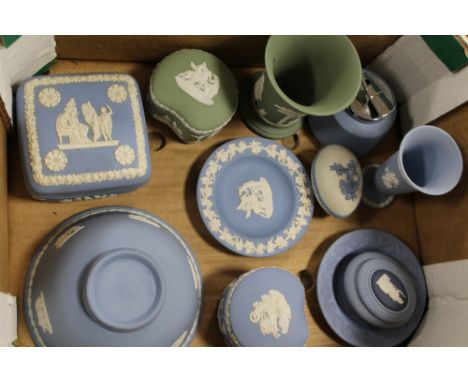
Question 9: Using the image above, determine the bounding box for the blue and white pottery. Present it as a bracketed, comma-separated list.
[361, 164, 395, 209]
[307, 69, 397, 157]
[23, 206, 202, 346]
[373, 125, 463, 196]
[197, 137, 313, 257]
[316, 229, 427, 347]
[16, 73, 151, 201]
[311, 144, 362, 218]
[217, 267, 308, 346]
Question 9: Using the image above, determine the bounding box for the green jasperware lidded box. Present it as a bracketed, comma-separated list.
[147, 49, 238, 143]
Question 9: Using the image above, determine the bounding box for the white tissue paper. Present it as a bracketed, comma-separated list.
[409, 259, 468, 346]
[0, 292, 17, 347]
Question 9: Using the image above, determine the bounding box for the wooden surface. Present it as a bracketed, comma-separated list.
[6, 59, 422, 346]
[413, 103, 468, 265]
[55, 35, 400, 67]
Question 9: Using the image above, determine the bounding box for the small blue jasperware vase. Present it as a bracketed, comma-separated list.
[373, 125, 463, 196]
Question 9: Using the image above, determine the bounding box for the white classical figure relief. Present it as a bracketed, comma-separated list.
[376, 273, 406, 304]
[175, 62, 220, 106]
[35, 292, 53, 335]
[381, 167, 400, 189]
[249, 289, 291, 339]
[237, 177, 274, 219]
[55, 98, 118, 149]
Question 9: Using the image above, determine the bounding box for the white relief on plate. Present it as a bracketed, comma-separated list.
[35, 292, 53, 335]
[171, 331, 188, 347]
[54, 98, 119, 150]
[249, 289, 291, 339]
[376, 273, 406, 305]
[128, 214, 161, 228]
[199, 140, 312, 256]
[254, 73, 265, 101]
[38, 87, 61, 108]
[187, 255, 200, 291]
[381, 167, 399, 189]
[44, 149, 68, 172]
[237, 177, 274, 219]
[55, 225, 84, 249]
[115, 145, 136, 166]
[107, 84, 128, 103]
[275, 104, 304, 127]
[175, 62, 220, 106]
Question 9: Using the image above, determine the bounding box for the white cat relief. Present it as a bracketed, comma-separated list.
[35, 292, 53, 335]
[249, 289, 291, 339]
[175, 62, 220, 106]
[237, 177, 274, 219]
[376, 273, 406, 304]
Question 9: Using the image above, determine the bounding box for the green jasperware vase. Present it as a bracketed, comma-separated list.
[147, 49, 238, 143]
[240, 35, 362, 139]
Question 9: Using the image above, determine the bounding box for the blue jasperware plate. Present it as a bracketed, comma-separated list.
[197, 137, 313, 257]
[316, 229, 427, 347]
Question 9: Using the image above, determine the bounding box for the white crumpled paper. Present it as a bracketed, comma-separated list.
[0, 292, 17, 347]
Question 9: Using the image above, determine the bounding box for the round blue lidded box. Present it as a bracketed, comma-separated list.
[311, 144, 363, 218]
[218, 267, 308, 346]
[24, 206, 203, 346]
[15, 73, 151, 201]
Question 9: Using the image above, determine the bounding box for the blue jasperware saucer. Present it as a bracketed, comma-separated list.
[197, 137, 313, 257]
[316, 229, 427, 346]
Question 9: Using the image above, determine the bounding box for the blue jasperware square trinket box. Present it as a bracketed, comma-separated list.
[16, 73, 151, 201]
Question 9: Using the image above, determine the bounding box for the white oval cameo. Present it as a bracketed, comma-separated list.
[175, 62, 220, 106]
[237, 177, 273, 219]
[376, 273, 406, 304]
[249, 289, 291, 339]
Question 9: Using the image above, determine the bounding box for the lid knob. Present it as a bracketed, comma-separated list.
[82, 249, 166, 332]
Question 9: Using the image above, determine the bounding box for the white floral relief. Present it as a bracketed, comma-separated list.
[275, 105, 304, 126]
[115, 145, 136, 166]
[107, 84, 128, 103]
[249, 289, 291, 339]
[376, 273, 406, 305]
[199, 140, 312, 256]
[381, 167, 400, 189]
[44, 149, 68, 172]
[237, 177, 273, 219]
[35, 292, 53, 335]
[38, 87, 61, 108]
[175, 62, 220, 106]
[254, 73, 265, 101]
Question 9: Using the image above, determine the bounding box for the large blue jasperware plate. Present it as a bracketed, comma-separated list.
[23, 206, 202, 346]
[316, 229, 427, 347]
[197, 137, 313, 257]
